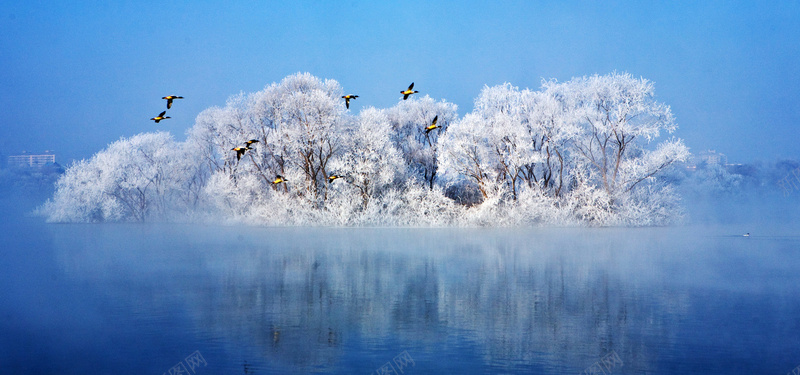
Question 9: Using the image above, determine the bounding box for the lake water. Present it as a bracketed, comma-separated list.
[2, 210, 800, 374]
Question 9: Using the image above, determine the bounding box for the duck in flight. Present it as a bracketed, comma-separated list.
[245, 139, 260, 147]
[342, 95, 358, 109]
[272, 175, 287, 184]
[150, 111, 170, 123]
[328, 174, 342, 183]
[424, 115, 440, 134]
[232, 146, 250, 161]
[400, 82, 419, 100]
[162, 95, 184, 109]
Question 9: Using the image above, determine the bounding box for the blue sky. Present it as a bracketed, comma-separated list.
[1, 1, 798, 164]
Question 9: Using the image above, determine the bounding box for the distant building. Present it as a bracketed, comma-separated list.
[684, 150, 734, 171]
[8, 151, 56, 169]
[697, 150, 728, 166]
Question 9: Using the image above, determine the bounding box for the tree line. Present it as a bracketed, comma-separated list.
[40, 72, 689, 226]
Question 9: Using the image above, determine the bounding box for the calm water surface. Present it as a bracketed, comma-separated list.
[2, 215, 800, 374]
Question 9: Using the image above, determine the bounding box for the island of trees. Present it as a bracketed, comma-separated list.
[40, 72, 692, 226]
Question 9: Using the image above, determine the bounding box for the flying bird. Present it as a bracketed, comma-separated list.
[272, 175, 287, 184]
[150, 111, 171, 123]
[232, 146, 250, 161]
[245, 139, 260, 147]
[162, 95, 184, 109]
[328, 174, 342, 183]
[342, 95, 358, 109]
[400, 82, 419, 100]
[424, 115, 440, 134]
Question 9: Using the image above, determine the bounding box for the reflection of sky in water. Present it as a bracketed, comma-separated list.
[2, 220, 800, 374]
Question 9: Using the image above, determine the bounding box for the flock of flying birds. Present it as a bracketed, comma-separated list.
[148, 83, 441, 186]
[149, 95, 184, 123]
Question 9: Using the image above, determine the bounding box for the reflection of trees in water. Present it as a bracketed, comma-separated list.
[195, 248, 449, 369]
[186, 230, 690, 372]
[54, 227, 690, 372]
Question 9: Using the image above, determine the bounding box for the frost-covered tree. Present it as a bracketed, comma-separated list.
[438, 112, 496, 200]
[42, 132, 204, 222]
[565, 72, 689, 198]
[468, 84, 540, 200]
[188, 73, 350, 206]
[440, 83, 577, 201]
[440, 73, 688, 225]
[385, 95, 458, 189]
[41, 158, 115, 222]
[327, 107, 405, 209]
[265, 74, 348, 201]
[522, 81, 581, 196]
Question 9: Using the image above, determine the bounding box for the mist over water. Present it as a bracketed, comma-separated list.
[682, 189, 800, 235]
[2, 202, 800, 373]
